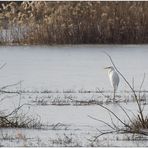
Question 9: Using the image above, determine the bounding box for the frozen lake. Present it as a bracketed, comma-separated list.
[0, 44, 148, 146]
[0, 44, 148, 91]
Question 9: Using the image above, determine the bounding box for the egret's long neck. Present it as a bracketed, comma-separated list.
[108, 68, 114, 75]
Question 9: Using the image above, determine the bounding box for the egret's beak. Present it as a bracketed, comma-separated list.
[104, 67, 109, 69]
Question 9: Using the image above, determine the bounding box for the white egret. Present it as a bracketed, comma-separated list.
[104, 66, 119, 101]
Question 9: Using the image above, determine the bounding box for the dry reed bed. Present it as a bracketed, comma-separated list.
[0, 1, 148, 44]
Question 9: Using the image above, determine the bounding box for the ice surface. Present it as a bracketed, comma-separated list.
[0, 45, 148, 91]
[0, 45, 148, 146]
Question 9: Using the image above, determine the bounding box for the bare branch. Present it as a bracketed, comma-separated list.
[108, 112, 119, 130]
[0, 63, 6, 71]
[132, 77, 135, 90]
[0, 95, 17, 103]
[88, 115, 115, 130]
[91, 130, 117, 142]
[103, 51, 145, 127]
[139, 73, 146, 91]
[3, 103, 31, 118]
[95, 102, 131, 129]
[117, 103, 136, 127]
[0, 80, 23, 91]
[138, 73, 146, 111]
[96, 87, 110, 100]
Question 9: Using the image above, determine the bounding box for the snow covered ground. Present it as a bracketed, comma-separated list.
[0, 90, 148, 147]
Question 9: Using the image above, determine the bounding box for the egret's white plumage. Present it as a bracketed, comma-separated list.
[105, 66, 119, 100]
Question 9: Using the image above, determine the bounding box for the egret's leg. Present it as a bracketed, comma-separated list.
[113, 88, 115, 102]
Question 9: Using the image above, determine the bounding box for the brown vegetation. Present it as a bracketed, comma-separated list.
[0, 1, 148, 44]
[0, 104, 42, 129]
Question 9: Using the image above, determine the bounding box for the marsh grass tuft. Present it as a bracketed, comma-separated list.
[129, 116, 148, 134]
[0, 105, 42, 129]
